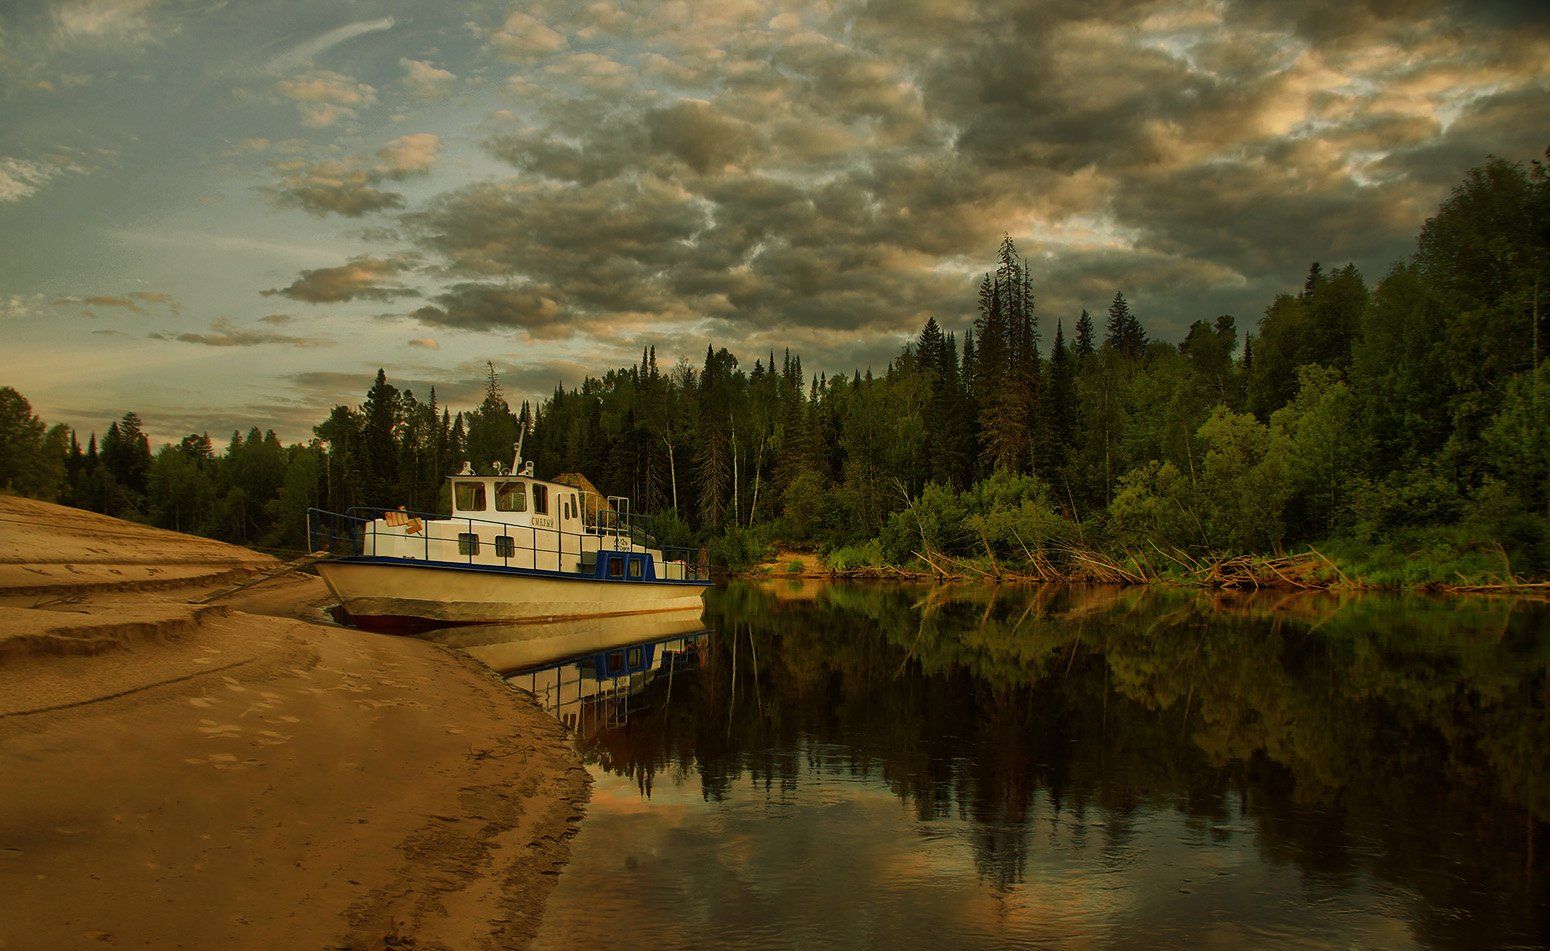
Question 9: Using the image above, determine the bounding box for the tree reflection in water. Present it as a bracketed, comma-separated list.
[523, 582, 1549, 947]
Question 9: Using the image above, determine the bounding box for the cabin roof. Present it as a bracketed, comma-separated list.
[447, 473, 574, 491]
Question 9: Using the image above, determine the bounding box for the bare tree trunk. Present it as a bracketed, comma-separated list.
[1533, 272, 1541, 368]
[664, 433, 678, 514]
[730, 413, 739, 525]
[748, 438, 765, 528]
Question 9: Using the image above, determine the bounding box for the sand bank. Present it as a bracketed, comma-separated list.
[0, 497, 588, 949]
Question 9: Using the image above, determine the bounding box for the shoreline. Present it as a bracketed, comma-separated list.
[0, 495, 588, 950]
[744, 547, 1550, 597]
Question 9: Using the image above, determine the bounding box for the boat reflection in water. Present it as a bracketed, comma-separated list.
[423, 609, 709, 736]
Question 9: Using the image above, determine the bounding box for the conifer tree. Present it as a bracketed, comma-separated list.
[360, 369, 400, 504]
[978, 237, 1038, 472]
[1045, 320, 1076, 481]
[1105, 292, 1146, 359]
[1074, 309, 1095, 359]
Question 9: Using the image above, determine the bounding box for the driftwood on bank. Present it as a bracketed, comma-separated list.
[750, 538, 1545, 596]
[816, 547, 1349, 591]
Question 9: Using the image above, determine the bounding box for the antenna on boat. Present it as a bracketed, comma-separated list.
[512, 430, 534, 477]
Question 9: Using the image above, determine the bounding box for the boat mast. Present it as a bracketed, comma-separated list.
[511, 429, 533, 477]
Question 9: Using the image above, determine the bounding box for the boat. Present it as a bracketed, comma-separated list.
[307, 443, 713, 634]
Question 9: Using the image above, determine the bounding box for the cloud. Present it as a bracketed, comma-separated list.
[149, 317, 330, 348]
[11, 0, 1550, 388]
[267, 133, 440, 217]
[47, 289, 180, 317]
[54, 294, 143, 313]
[258, 313, 293, 325]
[376, 133, 441, 176]
[645, 100, 760, 174]
[129, 290, 180, 314]
[400, 57, 455, 100]
[1, 294, 47, 319]
[0, 156, 86, 203]
[268, 159, 405, 217]
[408, 283, 570, 339]
[267, 17, 395, 74]
[488, 10, 568, 57]
[52, 0, 162, 44]
[408, 336, 439, 349]
[263, 256, 418, 303]
[48, 291, 181, 317]
[275, 69, 377, 127]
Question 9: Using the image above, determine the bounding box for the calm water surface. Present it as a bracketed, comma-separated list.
[498, 582, 1548, 949]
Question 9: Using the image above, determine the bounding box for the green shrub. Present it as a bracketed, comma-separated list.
[709, 523, 774, 572]
[825, 540, 885, 572]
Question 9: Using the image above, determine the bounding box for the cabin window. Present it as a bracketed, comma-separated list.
[627, 557, 643, 579]
[494, 481, 527, 512]
[627, 646, 643, 667]
[454, 482, 486, 512]
[494, 535, 515, 558]
[533, 483, 549, 515]
[607, 555, 624, 578]
[607, 650, 625, 674]
[457, 532, 480, 556]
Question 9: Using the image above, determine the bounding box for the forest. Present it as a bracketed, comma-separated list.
[1, 152, 1546, 586]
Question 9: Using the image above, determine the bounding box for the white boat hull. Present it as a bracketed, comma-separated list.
[316, 558, 709, 634]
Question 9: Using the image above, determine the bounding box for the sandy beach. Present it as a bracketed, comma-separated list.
[0, 496, 588, 950]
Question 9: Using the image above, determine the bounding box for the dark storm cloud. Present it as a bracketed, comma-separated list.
[644, 100, 761, 174]
[1374, 86, 1550, 190]
[262, 0, 1549, 355]
[408, 282, 570, 338]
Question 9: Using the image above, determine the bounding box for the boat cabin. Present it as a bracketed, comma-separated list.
[449, 475, 585, 535]
[358, 470, 691, 581]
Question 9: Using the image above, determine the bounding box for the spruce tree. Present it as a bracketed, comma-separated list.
[1074, 309, 1095, 359]
[360, 369, 400, 504]
[1105, 292, 1146, 359]
[1046, 320, 1076, 480]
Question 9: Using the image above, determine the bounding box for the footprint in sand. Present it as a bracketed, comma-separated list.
[188, 696, 217, 708]
[197, 720, 241, 738]
[254, 730, 291, 746]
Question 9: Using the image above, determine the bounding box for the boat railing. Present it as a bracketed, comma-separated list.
[307, 507, 713, 582]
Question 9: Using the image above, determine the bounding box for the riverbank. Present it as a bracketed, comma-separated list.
[746, 543, 1550, 596]
[0, 496, 588, 950]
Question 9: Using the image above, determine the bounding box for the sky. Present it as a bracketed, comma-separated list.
[1, 0, 1547, 445]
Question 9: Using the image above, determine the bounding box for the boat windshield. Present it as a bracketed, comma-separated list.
[454, 481, 486, 512]
[495, 481, 528, 512]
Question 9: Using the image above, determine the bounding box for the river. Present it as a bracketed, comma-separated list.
[498, 581, 1547, 948]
